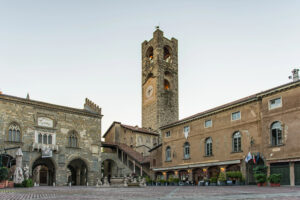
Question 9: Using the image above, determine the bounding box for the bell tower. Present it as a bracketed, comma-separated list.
[142, 28, 179, 131]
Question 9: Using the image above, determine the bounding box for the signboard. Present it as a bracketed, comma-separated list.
[38, 117, 53, 128]
[42, 147, 53, 158]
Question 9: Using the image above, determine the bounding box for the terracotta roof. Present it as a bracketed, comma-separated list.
[120, 124, 158, 136]
[102, 141, 150, 164]
[161, 80, 300, 129]
[149, 143, 162, 152]
[103, 121, 158, 138]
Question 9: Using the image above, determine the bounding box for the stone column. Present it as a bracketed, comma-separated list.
[188, 169, 193, 182]
[240, 161, 247, 181]
[163, 172, 167, 180]
[76, 168, 81, 185]
[121, 151, 124, 163]
[290, 162, 295, 186]
[140, 166, 143, 177]
[133, 161, 136, 173]
[174, 170, 179, 178]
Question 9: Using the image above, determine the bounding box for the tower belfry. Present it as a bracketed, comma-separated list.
[141, 29, 179, 131]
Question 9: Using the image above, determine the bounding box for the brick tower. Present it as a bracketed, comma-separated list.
[141, 28, 179, 131]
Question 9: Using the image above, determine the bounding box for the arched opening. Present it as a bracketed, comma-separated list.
[246, 158, 264, 185]
[166, 171, 174, 180]
[0, 154, 16, 180]
[67, 158, 88, 186]
[193, 168, 205, 185]
[179, 170, 188, 182]
[146, 46, 154, 61]
[163, 46, 171, 62]
[32, 157, 55, 186]
[207, 166, 219, 179]
[102, 159, 117, 183]
[164, 79, 170, 90]
[155, 172, 163, 181]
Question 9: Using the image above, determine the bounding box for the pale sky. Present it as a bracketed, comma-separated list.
[1, 1, 299, 133]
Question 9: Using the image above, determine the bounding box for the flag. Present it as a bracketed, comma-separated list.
[253, 154, 256, 164]
[256, 152, 260, 163]
[245, 152, 252, 163]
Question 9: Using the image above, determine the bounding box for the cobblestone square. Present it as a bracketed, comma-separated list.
[1, 186, 300, 200]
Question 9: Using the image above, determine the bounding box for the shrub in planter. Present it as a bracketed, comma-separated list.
[210, 177, 217, 186]
[254, 174, 267, 186]
[0, 167, 8, 182]
[204, 178, 210, 186]
[253, 165, 268, 186]
[218, 172, 227, 186]
[22, 179, 34, 187]
[173, 178, 179, 185]
[268, 174, 281, 187]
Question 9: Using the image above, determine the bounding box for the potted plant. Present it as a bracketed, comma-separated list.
[218, 172, 226, 186]
[173, 178, 180, 186]
[204, 178, 210, 186]
[268, 174, 281, 187]
[210, 177, 217, 186]
[159, 179, 166, 186]
[0, 167, 8, 188]
[235, 171, 242, 185]
[253, 165, 268, 186]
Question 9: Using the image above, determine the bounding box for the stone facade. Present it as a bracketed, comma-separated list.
[141, 28, 179, 132]
[154, 80, 300, 185]
[0, 94, 102, 186]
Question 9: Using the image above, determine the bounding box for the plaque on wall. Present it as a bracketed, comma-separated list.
[37, 117, 53, 128]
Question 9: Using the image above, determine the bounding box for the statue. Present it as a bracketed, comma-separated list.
[103, 176, 110, 187]
[23, 164, 29, 180]
[123, 176, 128, 187]
[139, 177, 146, 187]
[13, 148, 24, 184]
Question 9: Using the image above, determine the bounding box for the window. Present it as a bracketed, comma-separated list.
[271, 122, 282, 146]
[184, 126, 190, 133]
[204, 120, 212, 128]
[232, 131, 242, 152]
[48, 135, 52, 145]
[269, 97, 282, 110]
[38, 133, 42, 143]
[184, 142, 190, 159]
[231, 111, 241, 121]
[8, 123, 21, 142]
[166, 146, 171, 161]
[165, 131, 171, 137]
[205, 137, 213, 156]
[69, 131, 78, 148]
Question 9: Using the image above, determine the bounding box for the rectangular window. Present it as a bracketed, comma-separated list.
[231, 111, 241, 121]
[165, 131, 171, 138]
[204, 120, 212, 128]
[269, 97, 282, 110]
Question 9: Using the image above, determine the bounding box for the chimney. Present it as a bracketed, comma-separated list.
[290, 69, 299, 82]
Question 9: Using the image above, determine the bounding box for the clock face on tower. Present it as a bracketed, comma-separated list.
[146, 85, 153, 98]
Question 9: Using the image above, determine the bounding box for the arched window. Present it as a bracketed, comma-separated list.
[164, 79, 170, 90]
[271, 122, 282, 146]
[38, 133, 42, 143]
[205, 137, 213, 156]
[163, 46, 171, 62]
[8, 123, 21, 142]
[184, 142, 190, 159]
[166, 146, 171, 161]
[69, 131, 78, 148]
[232, 131, 241, 152]
[43, 134, 47, 144]
[48, 135, 52, 145]
[146, 46, 154, 61]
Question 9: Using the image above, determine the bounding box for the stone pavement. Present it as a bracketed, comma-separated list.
[0, 186, 300, 200]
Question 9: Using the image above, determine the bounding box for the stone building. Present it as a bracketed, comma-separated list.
[102, 122, 159, 178]
[0, 94, 102, 186]
[153, 74, 300, 186]
[142, 28, 179, 132]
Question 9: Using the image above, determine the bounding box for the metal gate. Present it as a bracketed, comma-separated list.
[295, 162, 300, 185]
[270, 163, 290, 185]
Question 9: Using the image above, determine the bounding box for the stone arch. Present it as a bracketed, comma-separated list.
[67, 157, 88, 186]
[163, 45, 172, 61]
[102, 159, 118, 183]
[164, 71, 172, 90]
[31, 156, 56, 186]
[145, 46, 154, 60]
